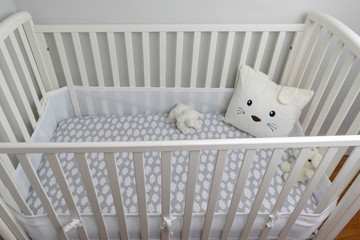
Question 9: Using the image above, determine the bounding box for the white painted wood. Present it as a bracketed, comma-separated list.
[0, 69, 30, 141]
[0, 160, 32, 215]
[54, 32, 81, 117]
[161, 151, 172, 240]
[72, 32, 89, 86]
[258, 148, 312, 240]
[175, 32, 184, 88]
[294, 23, 322, 87]
[0, 42, 37, 129]
[315, 146, 360, 213]
[17, 154, 68, 240]
[220, 149, 256, 240]
[0, 198, 29, 240]
[9, 32, 41, 112]
[314, 174, 360, 240]
[18, 26, 46, 99]
[182, 150, 200, 240]
[0, 105, 17, 143]
[219, 32, 235, 88]
[46, 153, 88, 240]
[132, 152, 149, 240]
[268, 31, 286, 79]
[89, 32, 105, 87]
[0, 12, 32, 42]
[34, 32, 59, 90]
[0, 214, 16, 240]
[125, 32, 136, 87]
[239, 32, 251, 66]
[142, 32, 151, 87]
[190, 32, 201, 88]
[280, 32, 303, 85]
[304, 31, 332, 89]
[0, 153, 15, 177]
[205, 31, 218, 88]
[107, 32, 120, 87]
[159, 32, 166, 87]
[22, 20, 52, 93]
[301, 40, 343, 132]
[253, 31, 269, 71]
[74, 153, 109, 240]
[34, 24, 305, 34]
[326, 72, 360, 135]
[309, 53, 355, 136]
[277, 147, 339, 240]
[104, 152, 129, 240]
[201, 150, 228, 240]
[239, 148, 285, 240]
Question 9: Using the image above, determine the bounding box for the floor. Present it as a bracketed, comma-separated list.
[329, 157, 360, 240]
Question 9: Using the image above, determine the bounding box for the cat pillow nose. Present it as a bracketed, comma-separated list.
[251, 115, 261, 122]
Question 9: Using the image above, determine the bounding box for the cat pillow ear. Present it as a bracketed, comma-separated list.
[223, 65, 314, 138]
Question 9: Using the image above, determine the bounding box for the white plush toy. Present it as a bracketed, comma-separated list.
[168, 103, 204, 134]
[280, 148, 322, 182]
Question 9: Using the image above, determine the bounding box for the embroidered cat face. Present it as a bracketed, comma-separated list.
[224, 65, 314, 138]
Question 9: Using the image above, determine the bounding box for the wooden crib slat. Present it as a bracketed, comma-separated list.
[219, 32, 235, 88]
[220, 149, 256, 240]
[132, 152, 149, 239]
[309, 53, 356, 136]
[54, 33, 81, 117]
[0, 198, 29, 240]
[74, 153, 109, 240]
[159, 32, 166, 87]
[107, 32, 120, 87]
[314, 174, 360, 240]
[89, 32, 105, 87]
[0, 153, 14, 176]
[18, 27, 47, 98]
[181, 150, 200, 240]
[72, 32, 89, 86]
[142, 32, 151, 87]
[294, 24, 322, 88]
[0, 159, 32, 215]
[46, 153, 88, 240]
[0, 69, 30, 141]
[239, 32, 252, 67]
[0, 42, 37, 129]
[16, 154, 68, 240]
[161, 151, 172, 240]
[302, 40, 343, 131]
[277, 147, 339, 240]
[125, 32, 136, 87]
[268, 31, 286, 79]
[254, 31, 269, 71]
[205, 31, 218, 88]
[315, 146, 360, 213]
[9, 32, 41, 112]
[0, 105, 17, 143]
[190, 32, 201, 88]
[104, 152, 129, 240]
[175, 32, 184, 88]
[35, 33, 59, 90]
[258, 148, 312, 240]
[280, 32, 303, 85]
[201, 150, 228, 240]
[239, 148, 285, 240]
[304, 31, 333, 89]
[326, 71, 360, 136]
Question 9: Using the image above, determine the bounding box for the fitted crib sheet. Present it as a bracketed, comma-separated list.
[26, 112, 317, 216]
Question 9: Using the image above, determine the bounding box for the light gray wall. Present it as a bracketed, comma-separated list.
[12, 0, 360, 34]
[0, 0, 16, 21]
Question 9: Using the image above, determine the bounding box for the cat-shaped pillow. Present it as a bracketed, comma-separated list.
[223, 65, 314, 138]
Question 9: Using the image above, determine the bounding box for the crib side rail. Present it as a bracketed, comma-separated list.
[0, 135, 359, 239]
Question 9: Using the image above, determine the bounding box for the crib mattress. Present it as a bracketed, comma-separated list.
[26, 112, 317, 216]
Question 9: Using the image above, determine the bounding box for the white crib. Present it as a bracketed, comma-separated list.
[0, 11, 359, 240]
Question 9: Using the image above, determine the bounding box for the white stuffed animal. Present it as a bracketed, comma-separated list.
[167, 103, 204, 134]
[280, 148, 322, 182]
